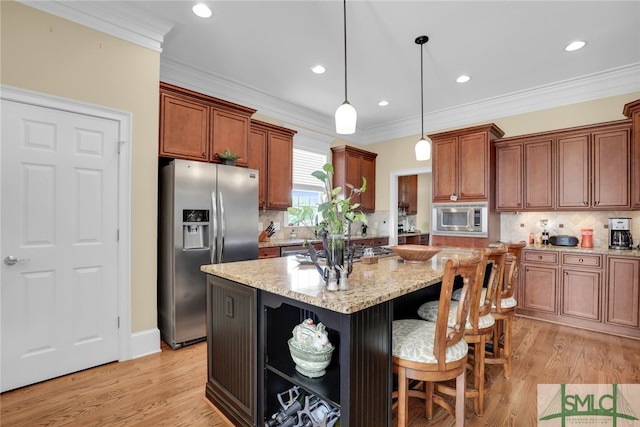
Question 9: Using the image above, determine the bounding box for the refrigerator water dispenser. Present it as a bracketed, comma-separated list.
[182, 209, 209, 250]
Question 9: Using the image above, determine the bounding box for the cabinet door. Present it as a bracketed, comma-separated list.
[592, 129, 630, 209]
[495, 143, 523, 211]
[266, 132, 293, 210]
[524, 139, 554, 210]
[360, 155, 376, 212]
[522, 265, 557, 313]
[248, 128, 267, 208]
[561, 268, 601, 321]
[159, 93, 209, 161]
[458, 132, 489, 200]
[606, 256, 640, 328]
[557, 134, 590, 209]
[211, 109, 250, 167]
[432, 137, 458, 202]
[405, 175, 418, 215]
[398, 176, 409, 207]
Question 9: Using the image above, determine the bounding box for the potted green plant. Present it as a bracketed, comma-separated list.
[216, 147, 241, 166]
[288, 163, 367, 280]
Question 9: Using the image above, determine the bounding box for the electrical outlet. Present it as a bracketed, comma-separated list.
[559, 224, 564, 228]
[225, 296, 234, 318]
[520, 223, 525, 228]
[274, 222, 281, 231]
[258, 222, 263, 231]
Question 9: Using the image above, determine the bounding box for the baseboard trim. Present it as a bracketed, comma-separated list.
[130, 328, 161, 359]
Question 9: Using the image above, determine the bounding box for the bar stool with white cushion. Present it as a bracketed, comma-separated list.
[417, 245, 507, 416]
[392, 251, 485, 427]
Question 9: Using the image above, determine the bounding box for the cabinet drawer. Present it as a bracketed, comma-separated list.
[523, 250, 558, 264]
[562, 253, 603, 268]
[258, 247, 280, 259]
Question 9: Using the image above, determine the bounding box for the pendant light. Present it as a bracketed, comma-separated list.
[335, 0, 357, 134]
[414, 35, 432, 161]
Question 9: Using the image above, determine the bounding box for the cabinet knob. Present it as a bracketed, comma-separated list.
[583, 201, 589, 206]
[538, 255, 542, 260]
[579, 259, 583, 263]
[594, 201, 600, 206]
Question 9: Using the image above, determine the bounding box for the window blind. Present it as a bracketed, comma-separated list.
[292, 148, 327, 192]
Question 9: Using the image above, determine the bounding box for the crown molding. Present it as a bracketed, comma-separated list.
[362, 63, 640, 143]
[18, 0, 170, 52]
[19, 1, 640, 145]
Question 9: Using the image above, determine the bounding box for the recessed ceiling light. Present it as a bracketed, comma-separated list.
[311, 65, 326, 74]
[565, 40, 586, 52]
[456, 75, 471, 83]
[192, 4, 212, 18]
[378, 100, 389, 107]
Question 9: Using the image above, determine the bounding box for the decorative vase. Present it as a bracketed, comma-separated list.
[221, 159, 236, 166]
[325, 233, 345, 269]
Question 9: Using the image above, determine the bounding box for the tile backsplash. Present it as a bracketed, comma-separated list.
[499, 211, 640, 248]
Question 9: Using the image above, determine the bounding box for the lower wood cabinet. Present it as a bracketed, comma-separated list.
[606, 256, 640, 328]
[521, 251, 559, 315]
[258, 247, 280, 259]
[560, 253, 603, 322]
[518, 249, 640, 339]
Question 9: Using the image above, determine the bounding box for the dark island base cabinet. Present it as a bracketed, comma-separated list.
[260, 292, 392, 427]
[206, 276, 258, 427]
[206, 274, 394, 427]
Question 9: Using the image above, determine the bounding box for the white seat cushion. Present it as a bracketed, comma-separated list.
[417, 300, 495, 330]
[452, 287, 517, 309]
[392, 319, 468, 364]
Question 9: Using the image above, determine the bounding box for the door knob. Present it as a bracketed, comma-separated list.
[4, 256, 29, 266]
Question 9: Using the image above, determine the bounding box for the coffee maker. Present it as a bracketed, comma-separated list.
[608, 218, 633, 250]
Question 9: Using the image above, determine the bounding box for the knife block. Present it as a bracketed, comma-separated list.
[258, 231, 270, 242]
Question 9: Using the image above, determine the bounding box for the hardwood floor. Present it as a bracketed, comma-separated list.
[2, 317, 639, 426]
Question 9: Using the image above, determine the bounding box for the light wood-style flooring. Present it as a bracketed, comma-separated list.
[2, 317, 639, 426]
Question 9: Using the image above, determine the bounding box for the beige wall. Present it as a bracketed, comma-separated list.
[1, 1, 160, 333]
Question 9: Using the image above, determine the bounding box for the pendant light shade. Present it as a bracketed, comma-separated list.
[335, 101, 357, 134]
[335, 0, 357, 134]
[415, 35, 431, 161]
[415, 136, 432, 161]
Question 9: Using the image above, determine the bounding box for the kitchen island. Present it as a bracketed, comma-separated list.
[201, 249, 473, 427]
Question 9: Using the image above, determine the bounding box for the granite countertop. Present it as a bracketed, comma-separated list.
[202, 247, 472, 314]
[521, 244, 640, 257]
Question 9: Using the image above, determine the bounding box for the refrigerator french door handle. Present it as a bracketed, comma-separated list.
[211, 191, 217, 264]
[219, 191, 225, 263]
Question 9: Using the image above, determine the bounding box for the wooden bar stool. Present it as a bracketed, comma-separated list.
[392, 251, 485, 427]
[485, 241, 526, 379]
[417, 245, 507, 417]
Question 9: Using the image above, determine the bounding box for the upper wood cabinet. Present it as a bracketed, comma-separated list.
[398, 175, 418, 215]
[430, 124, 504, 203]
[623, 99, 640, 209]
[331, 146, 377, 213]
[557, 122, 631, 210]
[495, 137, 554, 212]
[159, 82, 255, 165]
[495, 119, 632, 212]
[247, 120, 296, 210]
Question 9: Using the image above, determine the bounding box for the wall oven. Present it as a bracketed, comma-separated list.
[431, 202, 488, 237]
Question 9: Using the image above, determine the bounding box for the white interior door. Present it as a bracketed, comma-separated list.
[1, 98, 120, 392]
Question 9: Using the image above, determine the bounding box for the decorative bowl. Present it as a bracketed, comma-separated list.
[287, 338, 334, 378]
[390, 245, 441, 264]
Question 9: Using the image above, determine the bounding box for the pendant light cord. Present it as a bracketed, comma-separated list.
[420, 41, 424, 138]
[343, 0, 348, 101]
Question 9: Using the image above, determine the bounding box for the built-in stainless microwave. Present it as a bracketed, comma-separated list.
[431, 203, 488, 236]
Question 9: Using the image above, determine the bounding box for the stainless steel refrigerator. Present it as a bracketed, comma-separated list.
[158, 159, 259, 349]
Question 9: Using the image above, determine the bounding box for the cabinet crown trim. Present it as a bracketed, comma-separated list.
[428, 123, 504, 140]
[160, 81, 256, 116]
[494, 118, 632, 144]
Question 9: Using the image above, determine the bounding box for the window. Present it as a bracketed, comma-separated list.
[287, 148, 327, 227]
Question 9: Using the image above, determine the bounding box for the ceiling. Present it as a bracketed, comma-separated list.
[24, 1, 640, 144]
